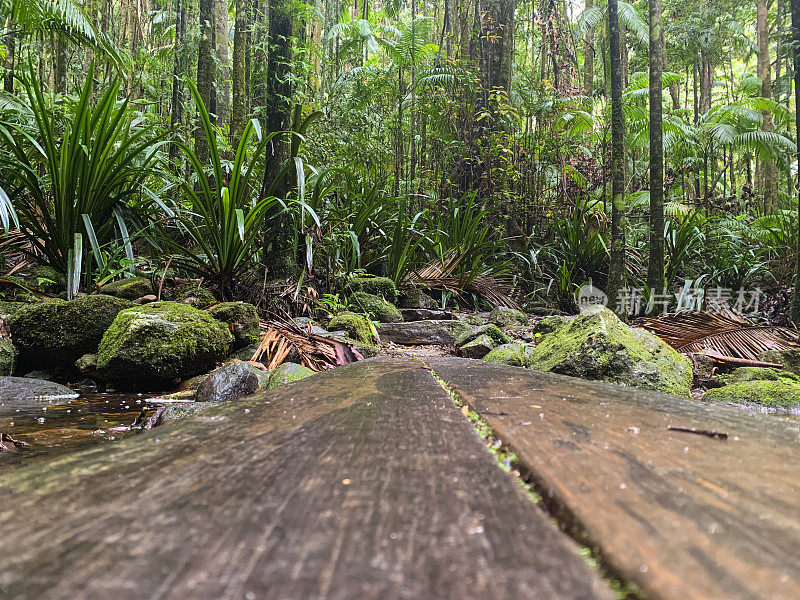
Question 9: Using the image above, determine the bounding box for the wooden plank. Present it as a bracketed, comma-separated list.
[0, 358, 613, 600]
[428, 357, 800, 600]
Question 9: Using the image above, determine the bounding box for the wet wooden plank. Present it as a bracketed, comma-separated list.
[0, 358, 613, 600]
[428, 357, 800, 600]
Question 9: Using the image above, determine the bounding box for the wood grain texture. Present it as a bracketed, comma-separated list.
[428, 358, 800, 600]
[0, 358, 613, 600]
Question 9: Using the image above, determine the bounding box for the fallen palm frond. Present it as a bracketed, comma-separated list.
[405, 250, 520, 310]
[636, 310, 800, 360]
[251, 318, 364, 372]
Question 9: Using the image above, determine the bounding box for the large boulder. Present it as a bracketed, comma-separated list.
[8, 295, 133, 367]
[0, 377, 78, 408]
[195, 360, 270, 403]
[377, 320, 471, 346]
[0, 339, 17, 376]
[345, 276, 398, 302]
[97, 302, 233, 389]
[525, 306, 693, 397]
[208, 302, 261, 350]
[100, 277, 154, 299]
[350, 292, 402, 323]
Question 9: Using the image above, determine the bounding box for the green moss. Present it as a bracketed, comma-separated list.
[0, 339, 17, 375]
[455, 323, 511, 348]
[7, 295, 133, 366]
[0, 301, 28, 320]
[533, 315, 569, 336]
[328, 312, 377, 345]
[266, 362, 316, 389]
[703, 380, 800, 408]
[397, 287, 437, 309]
[101, 277, 155, 299]
[174, 284, 217, 308]
[525, 306, 693, 396]
[97, 301, 233, 388]
[483, 343, 529, 367]
[720, 366, 800, 385]
[0, 275, 40, 302]
[208, 302, 261, 349]
[345, 276, 398, 302]
[489, 306, 528, 328]
[350, 291, 402, 323]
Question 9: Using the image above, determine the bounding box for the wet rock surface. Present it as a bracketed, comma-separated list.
[377, 320, 470, 346]
[195, 360, 269, 403]
[0, 377, 79, 407]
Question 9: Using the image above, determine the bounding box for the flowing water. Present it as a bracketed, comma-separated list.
[0, 382, 150, 472]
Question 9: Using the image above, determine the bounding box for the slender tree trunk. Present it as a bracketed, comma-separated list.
[169, 0, 186, 164]
[2, 21, 13, 94]
[583, 0, 595, 94]
[647, 0, 665, 293]
[789, 0, 800, 322]
[196, 0, 216, 162]
[231, 0, 250, 140]
[216, 0, 230, 126]
[758, 0, 777, 214]
[55, 36, 68, 93]
[607, 0, 626, 318]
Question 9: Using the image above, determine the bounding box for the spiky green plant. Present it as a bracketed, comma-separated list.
[0, 62, 163, 297]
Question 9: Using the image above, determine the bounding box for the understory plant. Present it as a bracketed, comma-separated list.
[0, 63, 164, 297]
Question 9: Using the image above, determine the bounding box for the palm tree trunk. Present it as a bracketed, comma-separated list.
[196, 0, 216, 163]
[215, 0, 230, 126]
[646, 0, 665, 293]
[607, 0, 626, 318]
[231, 0, 250, 141]
[583, 0, 595, 94]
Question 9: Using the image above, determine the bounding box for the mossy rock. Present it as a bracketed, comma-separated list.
[195, 360, 270, 403]
[720, 367, 800, 385]
[483, 343, 529, 367]
[0, 339, 17, 376]
[489, 307, 528, 328]
[266, 362, 316, 389]
[525, 306, 693, 397]
[328, 312, 377, 345]
[758, 350, 800, 376]
[458, 334, 497, 359]
[101, 277, 155, 300]
[158, 402, 216, 424]
[533, 315, 570, 337]
[174, 284, 217, 309]
[703, 380, 800, 409]
[97, 301, 233, 389]
[0, 275, 40, 303]
[0, 301, 29, 321]
[8, 295, 133, 366]
[30, 265, 66, 293]
[345, 276, 398, 302]
[351, 291, 402, 323]
[455, 324, 510, 348]
[75, 353, 98, 376]
[208, 302, 260, 350]
[397, 287, 437, 309]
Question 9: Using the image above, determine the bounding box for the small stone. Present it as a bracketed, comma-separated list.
[457, 334, 497, 359]
[134, 295, 158, 305]
[195, 360, 269, 403]
[488, 307, 528, 328]
[266, 362, 315, 389]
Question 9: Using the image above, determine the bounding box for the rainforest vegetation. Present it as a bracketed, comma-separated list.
[2, 0, 800, 322]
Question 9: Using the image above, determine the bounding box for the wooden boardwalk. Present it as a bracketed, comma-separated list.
[429, 358, 800, 600]
[1, 357, 799, 599]
[0, 359, 611, 600]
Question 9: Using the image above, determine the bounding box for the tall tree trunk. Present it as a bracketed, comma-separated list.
[758, 0, 776, 214]
[482, 0, 515, 96]
[647, 0, 665, 293]
[216, 0, 230, 126]
[55, 36, 68, 93]
[789, 0, 800, 322]
[583, 0, 595, 94]
[169, 0, 186, 165]
[607, 0, 626, 318]
[261, 0, 296, 278]
[196, 0, 216, 162]
[231, 0, 250, 140]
